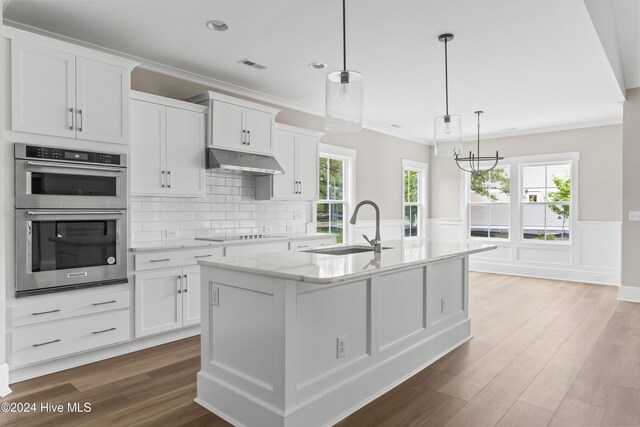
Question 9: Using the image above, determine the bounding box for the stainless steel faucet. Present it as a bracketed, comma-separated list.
[349, 200, 382, 253]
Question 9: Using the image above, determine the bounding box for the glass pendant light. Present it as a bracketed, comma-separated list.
[325, 0, 363, 132]
[455, 111, 503, 173]
[434, 33, 462, 157]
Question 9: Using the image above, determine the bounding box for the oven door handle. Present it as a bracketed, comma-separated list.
[26, 211, 125, 216]
[26, 161, 123, 173]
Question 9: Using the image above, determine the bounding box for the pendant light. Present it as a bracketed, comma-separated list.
[325, 0, 363, 132]
[434, 33, 462, 157]
[455, 111, 503, 173]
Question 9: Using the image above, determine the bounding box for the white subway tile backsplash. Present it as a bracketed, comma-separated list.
[195, 211, 226, 221]
[131, 211, 162, 222]
[131, 170, 313, 244]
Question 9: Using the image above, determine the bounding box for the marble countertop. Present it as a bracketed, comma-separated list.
[198, 240, 497, 284]
[129, 234, 334, 253]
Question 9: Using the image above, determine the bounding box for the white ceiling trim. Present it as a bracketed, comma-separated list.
[3, 19, 425, 145]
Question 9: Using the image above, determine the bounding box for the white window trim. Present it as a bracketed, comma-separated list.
[461, 152, 579, 249]
[402, 159, 428, 240]
[315, 143, 356, 245]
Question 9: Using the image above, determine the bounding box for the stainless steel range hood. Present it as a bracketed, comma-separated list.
[206, 148, 284, 175]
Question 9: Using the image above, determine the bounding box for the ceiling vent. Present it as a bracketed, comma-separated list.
[238, 58, 267, 70]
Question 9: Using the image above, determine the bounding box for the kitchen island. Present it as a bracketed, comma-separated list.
[196, 239, 495, 427]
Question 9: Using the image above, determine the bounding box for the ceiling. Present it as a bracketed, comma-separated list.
[2, 0, 628, 143]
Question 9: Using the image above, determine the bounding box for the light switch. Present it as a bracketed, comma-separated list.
[629, 211, 640, 222]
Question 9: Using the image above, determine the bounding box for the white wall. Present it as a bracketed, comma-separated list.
[428, 125, 623, 285]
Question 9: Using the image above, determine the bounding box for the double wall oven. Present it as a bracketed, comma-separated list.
[15, 144, 128, 297]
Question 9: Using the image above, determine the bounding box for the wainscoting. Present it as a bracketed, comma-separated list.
[428, 219, 621, 285]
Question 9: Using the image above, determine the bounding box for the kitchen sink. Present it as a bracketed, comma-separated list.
[303, 245, 392, 255]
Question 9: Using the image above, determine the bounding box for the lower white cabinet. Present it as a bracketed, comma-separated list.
[11, 309, 130, 368]
[134, 265, 202, 337]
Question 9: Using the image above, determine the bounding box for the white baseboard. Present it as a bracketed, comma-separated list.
[9, 327, 200, 384]
[470, 261, 620, 286]
[618, 285, 640, 303]
[0, 363, 11, 397]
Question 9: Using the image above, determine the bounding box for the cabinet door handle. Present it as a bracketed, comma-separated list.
[247, 130, 251, 145]
[32, 309, 60, 316]
[299, 180, 302, 195]
[69, 108, 74, 130]
[183, 274, 188, 293]
[92, 300, 116, 306]
[33, 339, 61, 347]
[161, 170, 166, 188]
[194, 254, 212, 258]
[167, 170, 172, 189]
[242, 130, 246, 145]
[177, 275, 182, 293]
[92, 327, 116, 335]
[77, 109, 83, 132]
[150, 258, 171, 263]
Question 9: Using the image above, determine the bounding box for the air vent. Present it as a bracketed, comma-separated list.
[238, 58, 267, 70]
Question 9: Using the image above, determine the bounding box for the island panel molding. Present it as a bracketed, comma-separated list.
[197, 240, 491, 426]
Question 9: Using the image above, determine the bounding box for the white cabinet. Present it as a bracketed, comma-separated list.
[131, 91, 207, 197]
[9, 29, 136, 144]
[133, 246, 223, 337]
[183, 266, 202, 327]
[256, 124, 321, 200]
[135, 268, 183, 337]
[188, 91, 280, 155]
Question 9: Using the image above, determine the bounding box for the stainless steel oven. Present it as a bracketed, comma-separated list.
[15, 143, 127, 209]
[15, 144, 128, 297]
[15, 209, 127, 297]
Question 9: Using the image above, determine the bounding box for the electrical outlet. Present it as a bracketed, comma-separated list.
[441, 298, 446, 314]
[337, 335, 347, 359]
[629, 211, 640, 221]
[166, 229, 178, 238]
[210, 282, 219, 306]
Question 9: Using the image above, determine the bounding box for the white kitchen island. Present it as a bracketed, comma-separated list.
[196, 240, 495, 427]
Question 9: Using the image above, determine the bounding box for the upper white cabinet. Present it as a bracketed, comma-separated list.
[256, 124, 321, 200]
[8, 28, 137, 144]
[188, 91, 280, 155]
[131, 91, 207, 197]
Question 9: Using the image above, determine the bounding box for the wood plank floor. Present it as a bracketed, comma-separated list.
[2, 273, 638, 427]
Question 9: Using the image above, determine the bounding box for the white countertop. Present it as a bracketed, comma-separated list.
[129, 234, 334, 253]
[198, 240, 497, 284]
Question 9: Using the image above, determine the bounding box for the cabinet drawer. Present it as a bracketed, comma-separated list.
[181, 247, 224, 265]
[290, 238, 336, 252]
[134, 250, 185, 271]
[11, 289, 130, 328]
[11, 309, 130, 368]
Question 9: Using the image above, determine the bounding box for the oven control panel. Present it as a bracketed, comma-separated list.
[24, 145, 123, 166]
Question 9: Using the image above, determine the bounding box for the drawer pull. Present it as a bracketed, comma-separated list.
[297, 245, 310, 249]
[194, 254, 212, 258]
[33, 339, 61, 347]
[32, 309, 60, 316]
[92, 327, 116, 335]
[150, 259, 171, 263]
[92, 300, 117, 306]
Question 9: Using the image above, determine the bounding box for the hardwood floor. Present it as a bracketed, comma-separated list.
[2, 273, 638, 427]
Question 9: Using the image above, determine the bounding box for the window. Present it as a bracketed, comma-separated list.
[317, 156, 345, 243]
[467, 166, 510, 239]
[521, 163, 571, 241]
[316, 145, 355, 244]
[402, 160, 427, 238]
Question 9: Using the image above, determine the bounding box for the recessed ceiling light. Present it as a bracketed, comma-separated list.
[391, 124, 402, 128]
[206, 20, 228, 31]
[308, 62, 327, 70]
